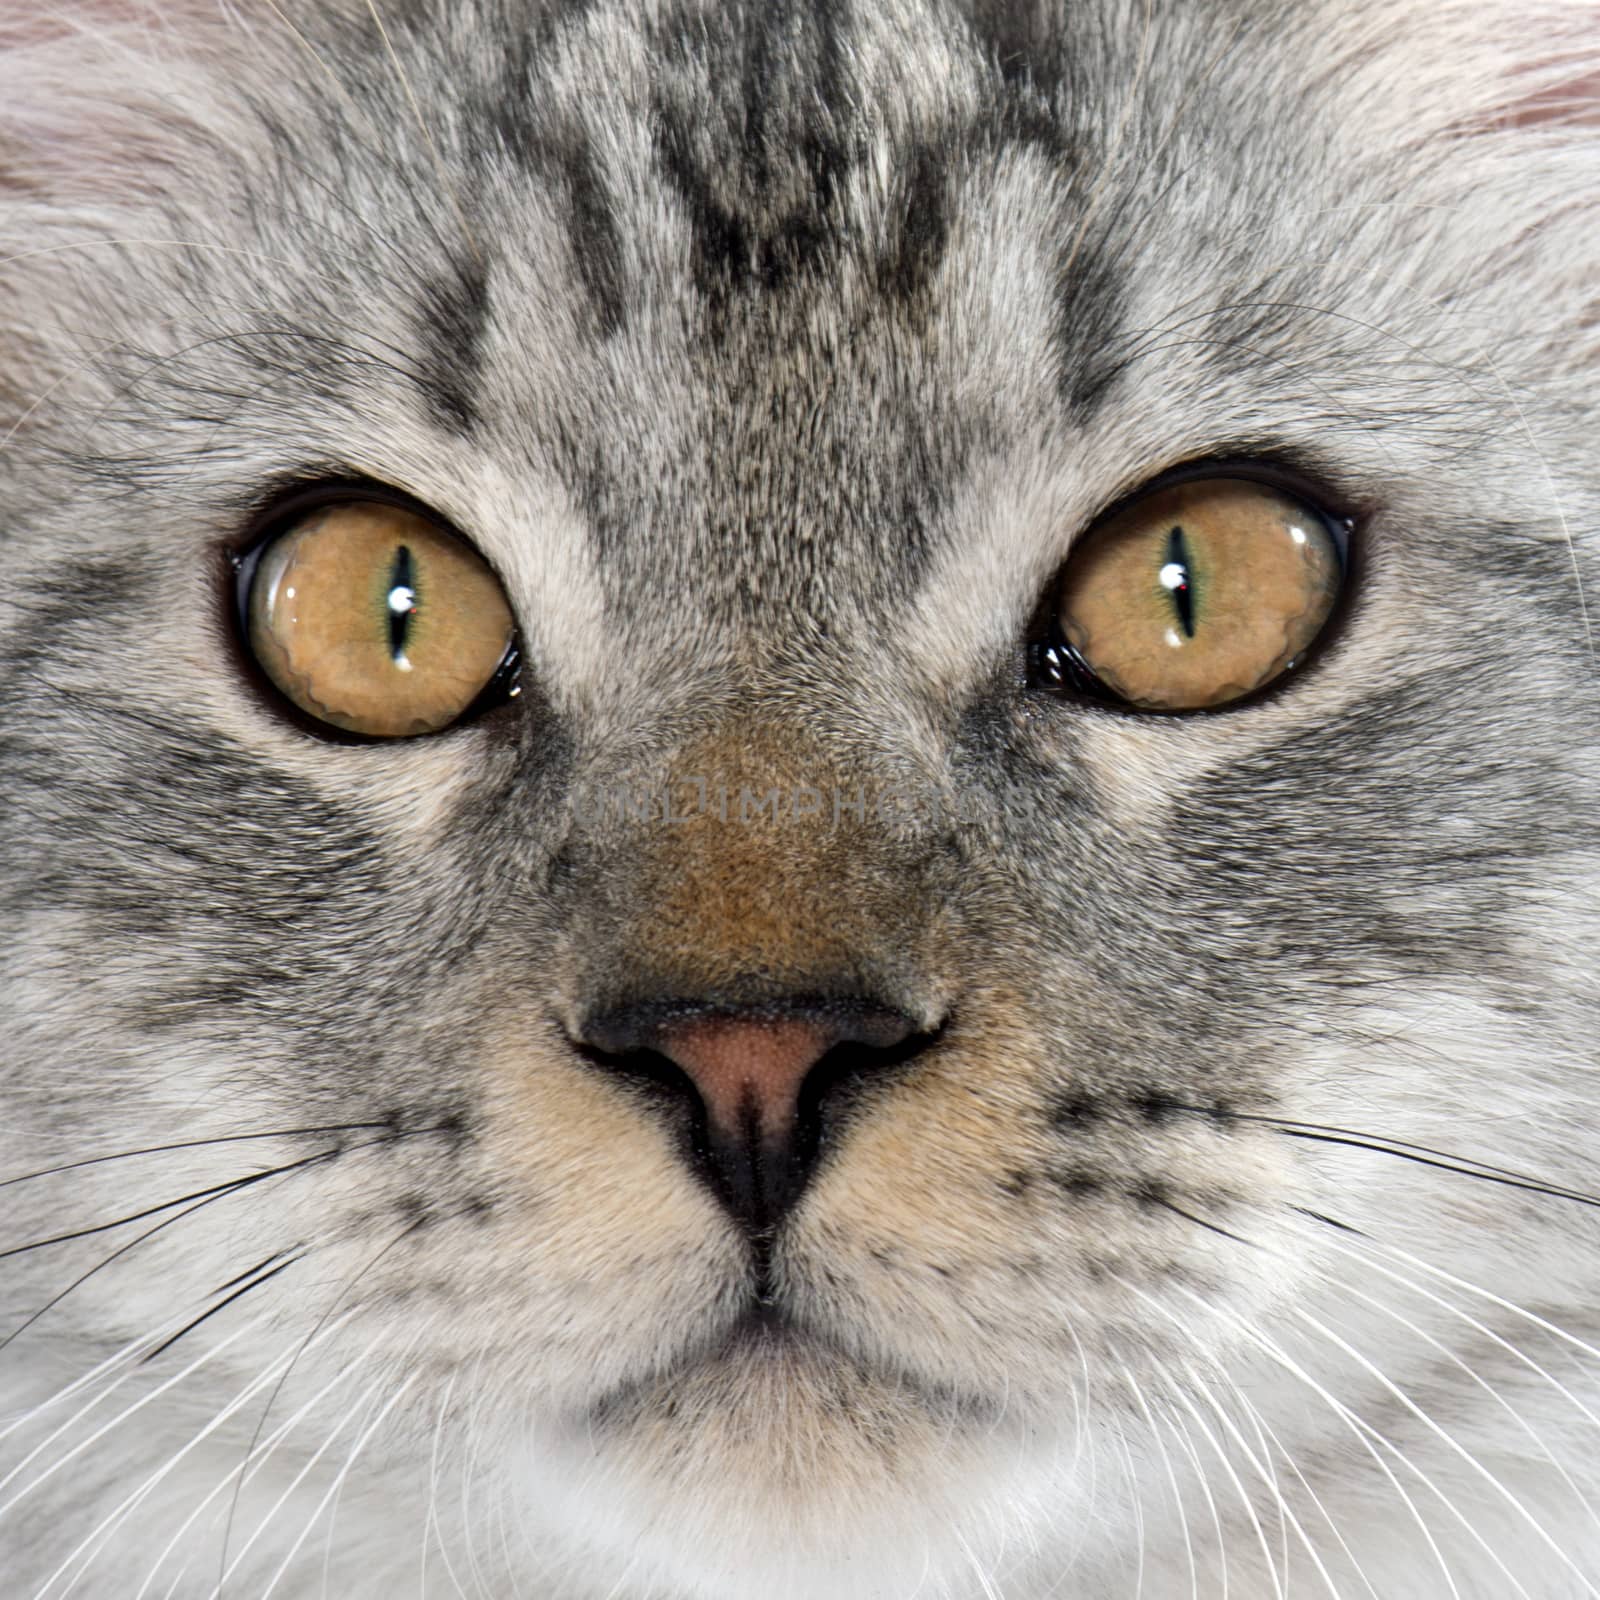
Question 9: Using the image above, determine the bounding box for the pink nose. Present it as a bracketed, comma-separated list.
[656, 1016, 834, 1143]
[573, 998, 930, 1230]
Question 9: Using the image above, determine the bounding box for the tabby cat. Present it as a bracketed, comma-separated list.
[3, 1, 1599, 1595]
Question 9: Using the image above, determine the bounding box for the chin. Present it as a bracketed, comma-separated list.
[509, 1318, 1071, 1600]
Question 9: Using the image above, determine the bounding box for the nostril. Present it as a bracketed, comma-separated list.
[569, 1038, 699, 1105]
[571, 997, 944, 1233]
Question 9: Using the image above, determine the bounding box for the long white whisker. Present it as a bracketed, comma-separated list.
[1482, 352, 1594, 662]
[209, 1358, 404, 1595]
[1181, 1361, 1344, 1600]
[1057, 1317, 1095, 1505]
[1223, 1370, 1385, 1600]
[259, 1369, 422, 1600]
[1319, 1260, 1600, 1531]
[0, 1321, 180, 1451]
[1162, 1401, 1231, 1599]
[1162, 1366, 1285, 1600]
[1328, 1231, 1600, 1437]
[1032, 1325, 1100, 1596]
[457, 1355, 503, 1600]
[423, 1369, 472, 1600]
[136, 1325, 372, 1600]
[1116, 1360, 1200, 1600]
[1117, 1270, 1377, 1597]
[1229, 1372, 1292, 1585]
[251, 1370, 422, 1600]
[485, 1372, 530, 1600]
[218, 1220, 424, 1586]
[1290, 1302, 1600, 1594]
[0, 1311, 275, 1518]
[952, 1522, 1007, 1600]
[1107, 1417, 1146, 1600]
[1347, 1231, 1600, 1366]
[1165, 1286, 1470, 1598]
[38, 1346, 303, 1600]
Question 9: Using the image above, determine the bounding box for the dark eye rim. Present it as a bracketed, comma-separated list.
[224, 473, 523, 745]
[1026, 453, 1364, 718]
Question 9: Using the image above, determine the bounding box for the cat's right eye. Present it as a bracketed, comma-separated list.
[241, 499, 517, 738]
[1035, 473, 1348, 712]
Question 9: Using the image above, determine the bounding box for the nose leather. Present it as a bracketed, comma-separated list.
[576, 998, 928, 1233]
[657, 1016, 834, 1143]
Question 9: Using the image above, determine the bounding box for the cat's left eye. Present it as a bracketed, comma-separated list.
[241, 499, 517, 738]
[1035, 474, 1348, 712]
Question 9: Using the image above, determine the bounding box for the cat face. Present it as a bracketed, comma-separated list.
[4, 2, 1600, 1596]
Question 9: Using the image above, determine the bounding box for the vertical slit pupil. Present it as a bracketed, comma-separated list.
[387, 544, 417, 661]
[1162, 525, 1194, 638]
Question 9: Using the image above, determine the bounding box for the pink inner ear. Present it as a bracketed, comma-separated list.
[1, 1, 217, 49]
[1, 0, 230, 192]
[1504, 66, 1600, 128]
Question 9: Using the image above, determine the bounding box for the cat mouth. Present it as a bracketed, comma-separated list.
[718, 1296, 812, 1354]
[584, 1294, 1005, 1432]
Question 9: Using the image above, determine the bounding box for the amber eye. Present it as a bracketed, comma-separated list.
[244, 500, 516, 738]
[1045, 476, 1346, 711]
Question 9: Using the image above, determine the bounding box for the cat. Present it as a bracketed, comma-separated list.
[3, 0, 1600, 1595]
